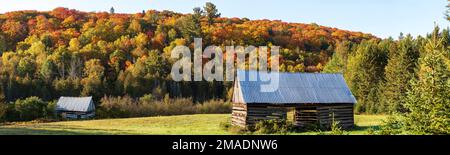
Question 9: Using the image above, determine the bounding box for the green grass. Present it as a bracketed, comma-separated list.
[0, 114, 387, 135]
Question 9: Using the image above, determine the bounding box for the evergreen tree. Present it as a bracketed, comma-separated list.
[203, 2, 220, 25]
[175, 15, 202, 43]
[323, 41, 352, 73]
[323, 52, 345, 73]
[345, 40, 388, 113]
[381, 35, 420, 113]
[193, 7, 203, 21]
[401, 34, 450, 134]
[446, 1, 450, 21]
[110, 7, 115, 14]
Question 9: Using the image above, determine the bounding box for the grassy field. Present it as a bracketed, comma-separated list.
[0, 114, 387, 135]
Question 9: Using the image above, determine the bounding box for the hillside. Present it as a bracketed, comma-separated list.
[0, 114, 387, 135]
[0, 6, 376, 102]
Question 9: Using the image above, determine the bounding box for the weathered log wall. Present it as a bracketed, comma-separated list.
[294, 104, 354, 129]
[232, 103, 354, 129]
[231, 103, 247, 127]
[231, 103, 287, 127]
[294, 105, 318, 127]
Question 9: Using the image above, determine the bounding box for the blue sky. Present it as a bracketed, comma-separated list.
[0, 0, 448, 38]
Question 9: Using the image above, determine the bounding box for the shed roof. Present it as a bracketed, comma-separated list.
[233, 70, 357, 104]
[56, 97, 95, 112]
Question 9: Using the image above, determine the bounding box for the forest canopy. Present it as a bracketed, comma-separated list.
[0, 6, 375, 103]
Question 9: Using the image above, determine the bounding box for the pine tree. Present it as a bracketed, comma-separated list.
[323, 41, 352, 73]
[345, 40, 388, 113]
[193, 7, 203, 21]
[110, 7, 115, 14]
[401, 34, 450, 134]
[381, 35, 419, 113]
[203, 2, 220, 25]
[175, 15, 202, 43]
[446, 1, 450, 21]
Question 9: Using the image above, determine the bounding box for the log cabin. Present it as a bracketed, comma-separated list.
[56, 96, 95, 119]
[232, 70, 357, 129]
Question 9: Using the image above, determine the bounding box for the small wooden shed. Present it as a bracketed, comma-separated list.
[56, 96, 95, 119]
[232, 70, 357, 129]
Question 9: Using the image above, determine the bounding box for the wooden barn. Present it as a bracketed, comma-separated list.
[55, 97, 95, 119]
[232, 70, 357, 129]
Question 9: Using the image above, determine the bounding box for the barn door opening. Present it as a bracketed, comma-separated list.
[293, 105, 319, 128]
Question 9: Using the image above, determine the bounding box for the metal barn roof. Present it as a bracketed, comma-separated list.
[233, 70, 357, 104]
[56, 97, 95, 112]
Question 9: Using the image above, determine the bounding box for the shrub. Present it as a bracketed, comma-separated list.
[196, 99, 231, 114]
[45, 100, 57, 119]
[97, 96, 136, 118]
[254, 119, 295, 134]
[14, 96, 47, 121]
[97, 95, 232, 118]
[139, 94, 154, 103]
[365, 127, 376, 135]
[315, 117, 349, 135]
[330, 120, 346, 135]
[379, 115, 404, 135]
[2, 103, 18, 121]
[219, 120, 249, 134]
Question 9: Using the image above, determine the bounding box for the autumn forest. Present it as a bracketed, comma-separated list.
[0, 2, 448, 134]
[0, 4, 375, 101]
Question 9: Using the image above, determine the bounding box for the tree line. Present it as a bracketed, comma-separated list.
[324, 27, 449, 114]
[323, 26, 449, 134]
